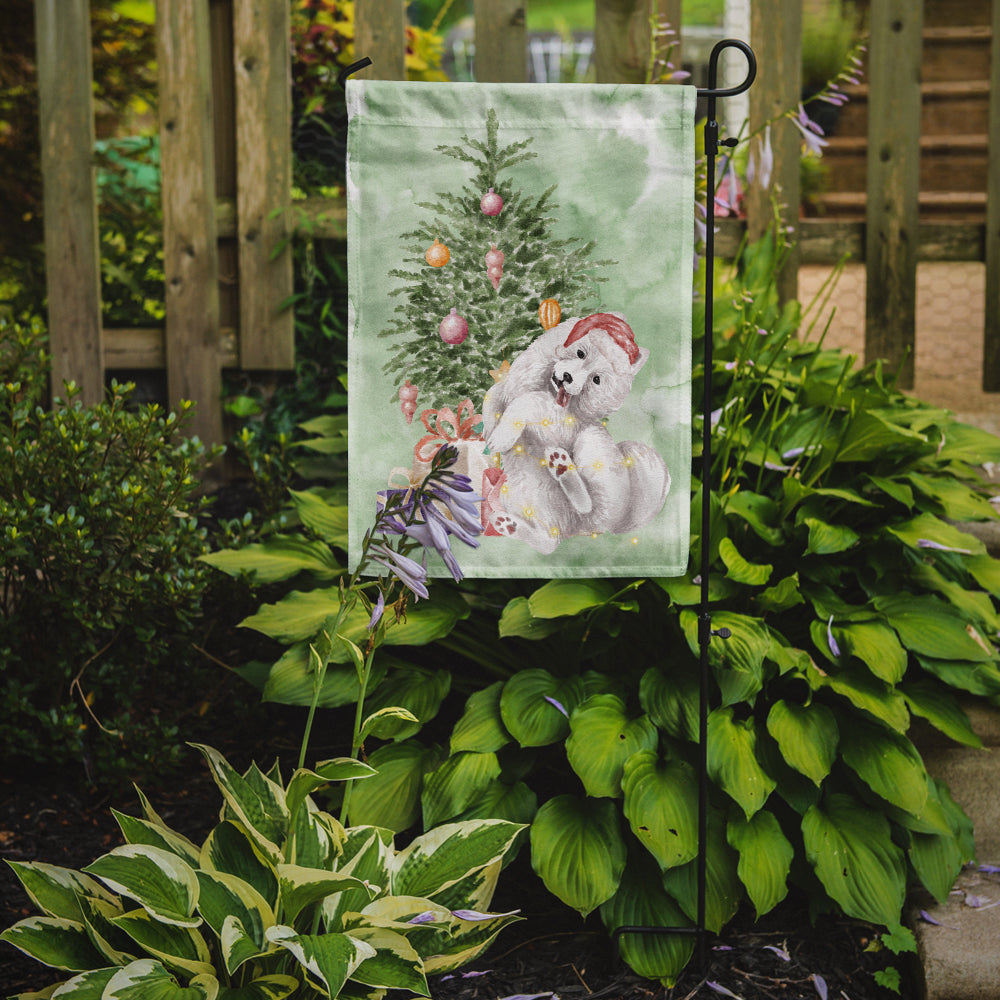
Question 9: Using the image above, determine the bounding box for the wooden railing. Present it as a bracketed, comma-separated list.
[32, 0, 1000, 445]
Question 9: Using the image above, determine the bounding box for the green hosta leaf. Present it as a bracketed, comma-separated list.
[530, 795, 626, 917]
[916, 655, 1000, 697]
[103, 959, 218, 1000]
[966, 553, 1000, 597]
[802, 793, 906, 926]
[450, 682, 511, 754]
[680, 610, 770, 706]
[874, 594, 995, 662]
[839, 718, 928, 816]
[803, 517, 859, 556]
[910, 562, 1000, 633]
[661, 810, 741, 933]
[393, 820, 524, 901]
[835, 621, 907, 684]
[599, 853, 694, 987]
[453, 779, 538, 827]
[499, 670, 584, 747]
[901, 680, 982, 748]
[111, 908, 214, 978]
[497, 597, 563, 639]
[935, 421, 1000, 464]
[421, 751, 502, 828]
[755, 573, 804, 614]
[907, 472, 999, 522]
[727, 811, 793, 918]
[200, 535, 341, 584]
[639, 664, 699, 742]
[718, 537, 772, 586]
[347, 740, 442, 832]
[566, 695, 658, 798]
[621, 751, 698, 871]
[277, 865, 374, 925]
[260, 643, 387, 708]
[909, 815, 966, 906]
[345, 926, 428, 994]
[83, 846, 200, 928]
[835, 410, 927, 463]
[4, 862, 118, 923]
[265, 926, 375, 998]
[724, 490, 784, 545]
[288, 489, 349, 546]
[195, 871, 273, 974]
[886, 512, 985, 557]
[527, 579, 615, 618]
[216, 975, 299, 1000]
[112, 812, 201, 868]
[199, 822, 278, 910]
[655, 573, 737, 606]
[190, 746, 287, 863]
[866, 474, 914, 509]
[765, 700, 838, 786]
[362, 667, 451, 740]
[810, 662, 910, 732]
[707, 708, 776, 819]
[0, 916, 107, 971]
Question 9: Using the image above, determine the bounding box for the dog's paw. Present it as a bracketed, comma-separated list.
[546, 449, 572, 478]
[490, 513, 518, 536]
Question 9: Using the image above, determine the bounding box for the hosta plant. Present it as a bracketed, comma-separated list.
[1, 743, 523, 999]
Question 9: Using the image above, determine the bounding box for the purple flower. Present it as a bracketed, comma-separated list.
[544, 695, 569, 718]
[747, 125, 773, 190]
[451, 908, 520, 921]
[369, 542, 429, 600]
[812, 974, 828, 1000]
[827, 616, 841, 658]
[407, 911, 438, 925]
[763, 944, 790, 961]
[706, 983, 742, 999]
[917, 538, 973, 554]
[791, 104, 829, 157]
[367, 590, 385, 630]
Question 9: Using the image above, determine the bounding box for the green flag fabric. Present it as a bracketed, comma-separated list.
[347, 80, 695, 578]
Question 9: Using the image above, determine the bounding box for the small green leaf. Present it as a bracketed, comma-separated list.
[527, 579, 615, 618]
[200, 535, 341, 584]
[707, 708, 776, 818]
[499, 670, 584, 747]
[450, 682, 511, 754]
[639, 664, 699, 742]
[727, 811, 793, 917]
[421, 752, 502, 828]
[497, 597, 563, 639]
[347, 740, 442, 832]
[839, 718, 929, 817]
[718, 537, 772, 585]
[765, 700, 838, 786]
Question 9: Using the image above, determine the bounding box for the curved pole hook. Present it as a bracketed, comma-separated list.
[337, 56, 373, 90]
[697, 38, 756, 99]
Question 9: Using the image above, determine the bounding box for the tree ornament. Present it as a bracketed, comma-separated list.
[485, 244, 505, 291]
[480, 187, 503, 216]
[424, 238, 450, 268]
[539, 298, 561, 330]
[439, 307, 469, 345]
[398, 379, 419, 423]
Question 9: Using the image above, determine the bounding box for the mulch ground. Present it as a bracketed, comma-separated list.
[1, 738, 913, 1000]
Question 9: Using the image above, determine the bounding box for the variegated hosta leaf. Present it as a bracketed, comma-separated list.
[83, 846, 200, 928]
[347, 740, 443, 832]
[344, 926, 429, 995]
[200, 822, 278, 910]
[499, 670, 585, 747]
[265, 926, 375, 998]
[727, 810, 793, 917]
[765, 700, 838, 786]
[661, 811, 742, 934]
[565, 695, 658, 799]
[621, 751, 699, 871]
[214, 975, 300, 1000]
[424, 859, 501, 916]
[190, 745, 287, 863]
[450, 681, 511, 754]
[838, 718, 929, 817]
[110, 908, 214, 979]
[323, 829, 393, 931]
[421, 751, 502, 829]
[802, 793, 906, 926]
[77, 894, 136, 966]
[4, 861, 118, 922]
[529, 795, 626, 917]
[421, 906, 523, 975]
[707, 707, 776, 819]
[102, 958, 218, 999]
[0, 916, 107, 972]
[46, 966, 118, 997]
[277, 864, 375, 925]
[599, 853, 694, 987]
[111, 810, 202, 868]
[391, 820, 524, 901]
[195, 871, 274, 974]
[285, 760, 376, 823]
[288, 802, 344, 870]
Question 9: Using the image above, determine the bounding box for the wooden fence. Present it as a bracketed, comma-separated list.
[33, 0, 1000, 445]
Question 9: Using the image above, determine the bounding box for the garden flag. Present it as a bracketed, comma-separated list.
[347, 80, 695, 578]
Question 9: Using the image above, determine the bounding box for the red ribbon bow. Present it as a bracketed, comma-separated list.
[414, 400, 484, 463]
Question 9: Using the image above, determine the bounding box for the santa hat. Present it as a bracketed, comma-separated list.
[563, 313, 640, 365]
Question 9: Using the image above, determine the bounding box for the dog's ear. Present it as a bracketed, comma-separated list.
[632, 346, 650, 374]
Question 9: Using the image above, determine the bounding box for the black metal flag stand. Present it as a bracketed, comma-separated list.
[340, 38, 758, 974]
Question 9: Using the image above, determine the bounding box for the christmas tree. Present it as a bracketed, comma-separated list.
[380, 108, 613, 412]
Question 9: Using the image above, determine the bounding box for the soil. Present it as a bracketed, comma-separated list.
[0, 739, 913, 1000]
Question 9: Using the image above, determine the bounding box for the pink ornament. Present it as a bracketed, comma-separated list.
[480, 187, 503, 216]
[485, 244, 504, 291]
[399, 379, 419, 423]
[439, 307, 468, 345]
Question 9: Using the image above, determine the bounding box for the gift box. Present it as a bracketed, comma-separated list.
[412, 400, 490, 486]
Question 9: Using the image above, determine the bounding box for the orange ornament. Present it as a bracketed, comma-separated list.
[425, 238, 450, 268]
[539, 298, 561, 330]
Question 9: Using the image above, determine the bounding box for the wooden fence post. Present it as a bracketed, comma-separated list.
[157, 0, 223, 445]
[34, 0, 104, 405]
[233, 0, 294, 370]
[983, 0, 1000, 390]
[746, 0, 801, 306]
[864, 0, 923, 389]
[594, 0, 655, 84]
[354, 0, 406, 80]
[474, 0, 527, 83]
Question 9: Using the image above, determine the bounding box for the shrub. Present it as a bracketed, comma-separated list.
[1, 743, 524, 998]
[0, 317, 220, 783]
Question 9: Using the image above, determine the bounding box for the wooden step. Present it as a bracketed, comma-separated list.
[822, 134, 989, 193]
[813, 190, 987, 222]
[922, 0, 992, 28]
[922, 25, 993, 83]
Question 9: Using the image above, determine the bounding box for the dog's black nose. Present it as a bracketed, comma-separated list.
[562, 372, 573, 384]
